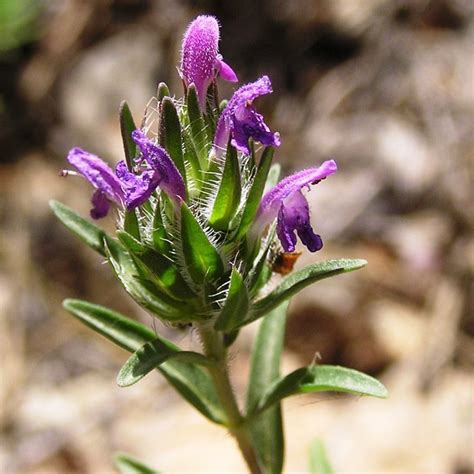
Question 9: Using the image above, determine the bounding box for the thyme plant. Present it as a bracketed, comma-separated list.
[51, 15, 387, 473]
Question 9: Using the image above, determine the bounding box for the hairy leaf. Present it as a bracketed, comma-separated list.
[50, 200, 107, 256]
[253, 365, 388, 416]
[63, 299, 224, 424]
[214, 268, 249, 331]
[117, 339, 213, 387]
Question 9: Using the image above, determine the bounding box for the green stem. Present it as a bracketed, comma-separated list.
[198, 323, 262, 474]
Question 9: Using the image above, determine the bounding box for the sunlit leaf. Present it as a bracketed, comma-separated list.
[117, 339, 213, 387]
[63, 299, 224, 424]
[252, 365, 388, 416]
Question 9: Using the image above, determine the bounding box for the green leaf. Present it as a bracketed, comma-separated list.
[63, 299, 157, 352]
[63, 299, 225, 424]
[186, 84, 208, 164]
[253, 365, 388, 416]
[132, 250, 196, 301]
[124, 209, 141, 240]
[246, 302, 289, 474]
[151, 201, 172, 255]
[117, 230, 146, 254]
[214, 269, 249, 331]
[245, 259, 367, 328]
[264, 163, 281, 193]
[49, 200, 107, 256]
[182, 125, 203, 187]
[114, 452, 159, 474]
[309, 439, 334, 474]
[219, 99, 228, 113]
[103, 236, 193, 321]
[118, 231, 196, 301]
[204, 81, 219, 139]
[156, 81, 170, 102]
[159, 97, 186, 183]
[209, 143, 241, 230]
[180, 203, 224, 285]
[117, 339, 213, 387]
[120, 101, 138, 170]
[236, 147, 274, 240]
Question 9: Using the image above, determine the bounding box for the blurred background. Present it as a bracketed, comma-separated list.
[0, 0, 473, 472]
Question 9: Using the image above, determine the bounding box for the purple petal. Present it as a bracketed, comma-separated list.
[297, 221, 323, 252]
[217, 57, 238, 82]
[116, 160, 161, 209]
[230, 106, 281, 155]
[257, 160, 337, 228]
[67, 147, 125, 204]
[276, 190, 323, 253]
[181, 15, 235, 111]
[90, 189, 110, 219]
[132, 130, 186, 203]
[214, 76, 278, 156]
[276, 204, 298, 252]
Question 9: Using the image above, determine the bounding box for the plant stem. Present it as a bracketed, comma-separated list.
[198, 323, 262, 474]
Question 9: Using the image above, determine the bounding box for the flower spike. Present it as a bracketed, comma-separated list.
[254, 160, 337, 252]
[214, 75, 281, 157]
[180, 15, 237, 112]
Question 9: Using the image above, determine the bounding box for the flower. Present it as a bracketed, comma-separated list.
[254, 160, 337, 252]
[67, 131, 186, 218]
[214, 75, 280, 157]
[67, 147, 126, 218]
[180, 15, 237, 111]
[131, 130, 186, 204]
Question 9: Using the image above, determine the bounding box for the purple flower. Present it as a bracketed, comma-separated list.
[67, 147, 126, 219]
[132, 130, 186, 204]
[180, 15, 238, 112]
[67, 131, 186, 219]
[115, 161, 160, 209]
[214, 76, 280, 157]
[254, 160, 337, 252]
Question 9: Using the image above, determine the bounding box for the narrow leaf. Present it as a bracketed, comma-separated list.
[103, 236, 193, 321]
[118, 231, 195, 300]
[214, 268, 249, 331]
[159, 97, 186, 182]
[186, 84, 208, 164]
[209, 143, 241, 230]
[114, 452, 158, 474]
[180, 203, 224, 284]
[264, 163, 281, 194]
[131, 249, 196, 301]
[152, 201, 172, 255]
[254, 365, 388, 416]
[50, 200, 107, 256]
[245, 259, 367, 328]
[246, 302, 289, 474]
[157, 82, 170, 102]
[120, 101, 137, 170]
[309, 439, 334, 474]
[63, 299, 225, 424]
[182, 125, 203, 186]
[63, 299, 157, 352]
[124, 209, 141, 240]
[117, 230, 146, 254]
[236, 147, 274, 240]
[117, 339, 213, 387]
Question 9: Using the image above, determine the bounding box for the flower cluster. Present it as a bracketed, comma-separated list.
[62, 14, 337, 319]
